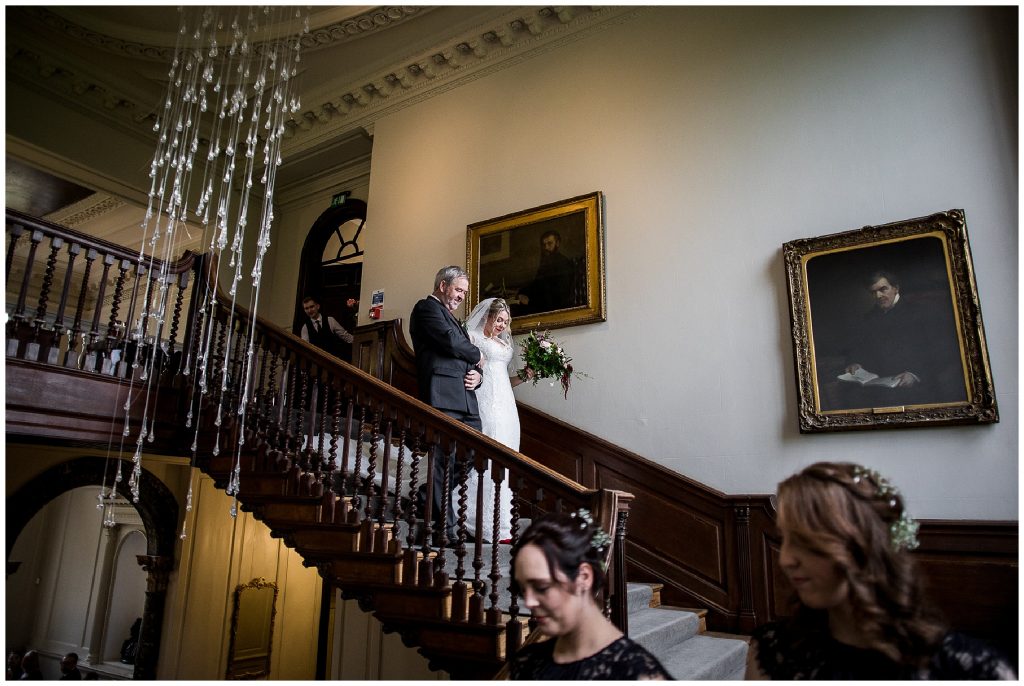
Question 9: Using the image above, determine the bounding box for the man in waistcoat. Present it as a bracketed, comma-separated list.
[300, 295, 354, 359]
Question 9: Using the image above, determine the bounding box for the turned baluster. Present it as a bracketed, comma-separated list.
[433, 440, 455, 586]
[27, 235, 62, 361]
[281, 355, 299, 472]
[9, 229, 43, 355]
[33, 235, 61, 325]
[5, 223, 25, 289]
[149, 274, 176, 377]
[106, 258, 130, 339]
[401, 431, 424, 585]
[347, 406, 367, 519]
[122, 263, 144, 361]
[486, 469, 505, 624]
[295, 366, 315, 494]
[505, 471, 524, 650]
[372, 415, 394, 551]
[405, 431, 423, 552]
[86, 253, 116, 371]
[294, 364, 309, 473]
[391, 425, 408, 530]
[451, 448, 472, 623]
[254, 343, 271, 437]
[469, 455, 487, 624]
[263, 352, 280, 453]
[138, 265, 156, 342]
[212, 313, 227, 394]
[63, 248, 96, 368]
[313, 372, 329, 497]
[323, 380, 342, 523]
[167, 270, 189, 359]
[105, 258, 132, 374]
[13, 229, 42, 323]
[229, 323, 247, 409]
[49, 242, 81, 365]
[418, 432, 439, 587]
[338, 398, 355, 499]
[362, 410, 381, 524]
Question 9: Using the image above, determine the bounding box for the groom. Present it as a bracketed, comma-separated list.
[410, 265, 486, 542]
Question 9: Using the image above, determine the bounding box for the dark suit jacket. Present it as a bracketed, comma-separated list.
[410, 295, 483, 415]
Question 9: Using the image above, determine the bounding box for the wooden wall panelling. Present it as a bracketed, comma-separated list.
[351, 320, 1018, 647]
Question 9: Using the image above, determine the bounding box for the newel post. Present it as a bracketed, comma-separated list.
[733, 504, 758, 633]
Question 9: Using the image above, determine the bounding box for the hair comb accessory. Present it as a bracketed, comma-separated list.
[570, 508, 593, 529]
[570, 508, 612, 570]
[852, 465, 920, 551]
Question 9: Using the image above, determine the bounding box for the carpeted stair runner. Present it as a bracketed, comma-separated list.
[469, 539, 749, 680]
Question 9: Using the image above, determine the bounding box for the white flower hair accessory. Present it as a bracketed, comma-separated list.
[570, 508, 611, 571]
[852, 466, 920, 551]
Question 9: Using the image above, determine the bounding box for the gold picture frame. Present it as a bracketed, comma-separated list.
[467, 191, 606, 335]
[225, 577, 279, 679]
[783, 209, 997, 433]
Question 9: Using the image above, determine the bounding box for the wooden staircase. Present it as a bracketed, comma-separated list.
[7, 208, 1017, 674]
[4, 209, 633, 679]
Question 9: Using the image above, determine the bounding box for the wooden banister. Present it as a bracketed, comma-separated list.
[6, 208, 635, 676]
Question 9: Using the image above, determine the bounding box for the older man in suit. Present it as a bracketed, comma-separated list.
[410, 265, 486, 542]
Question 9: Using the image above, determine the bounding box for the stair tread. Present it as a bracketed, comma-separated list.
[659, 633, 749, 681]
[627, 607, 701, 659]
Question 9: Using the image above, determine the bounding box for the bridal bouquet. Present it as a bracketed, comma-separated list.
[517, 330, 582, 398]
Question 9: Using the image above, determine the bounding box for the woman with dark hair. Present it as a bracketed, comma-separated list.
[508, 510, 670, 680]
[746, 462, 1015, 680]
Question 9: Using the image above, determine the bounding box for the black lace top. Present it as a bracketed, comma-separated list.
[752, 620, 1016, 680]
[510, 636, 671, 680]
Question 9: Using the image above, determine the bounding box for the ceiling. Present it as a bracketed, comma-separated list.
[5, 5, 634, 251]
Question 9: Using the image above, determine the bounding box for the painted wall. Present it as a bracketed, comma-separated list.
[359, 6, 1017, 520]
[5, 448, 323, 680]
[159, 472, 321, 680]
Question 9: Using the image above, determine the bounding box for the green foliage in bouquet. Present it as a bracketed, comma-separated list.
[517, 330, 582, 398]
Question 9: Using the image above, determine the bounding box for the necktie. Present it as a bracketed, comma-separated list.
[314, 320, 320, 332]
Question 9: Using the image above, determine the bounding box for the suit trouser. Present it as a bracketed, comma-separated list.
[420, 409, 481, 541]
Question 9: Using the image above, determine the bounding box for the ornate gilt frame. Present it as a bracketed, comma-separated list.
[225, 577, 279, 680]
[783, 209, 997, 433]
[467, 191, 607, 334]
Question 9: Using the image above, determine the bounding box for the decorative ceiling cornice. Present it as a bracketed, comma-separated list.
[7, 6, 647, 162]
[23, 6, 429, 62]
[281, 6, 646, 157]
[45, 193, 125, 228]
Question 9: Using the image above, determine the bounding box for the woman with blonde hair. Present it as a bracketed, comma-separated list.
[746, 462, 1014, 680]
[463, 297, 532, 542]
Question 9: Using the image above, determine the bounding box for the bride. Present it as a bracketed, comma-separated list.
[464, 297, 533, 542]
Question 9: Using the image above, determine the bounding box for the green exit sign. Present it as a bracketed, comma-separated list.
[331, 191, 350, 208]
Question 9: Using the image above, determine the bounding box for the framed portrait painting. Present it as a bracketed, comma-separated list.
[466, 191, 607, 335]
[783, 209, 997, 433]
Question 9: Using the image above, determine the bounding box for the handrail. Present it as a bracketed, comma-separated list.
[184, 267, 632, 653]
[5, 205, 634, 670]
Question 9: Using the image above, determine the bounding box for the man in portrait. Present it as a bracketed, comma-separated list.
[829, 269, 967, 410]
[516, 230, 577, 315]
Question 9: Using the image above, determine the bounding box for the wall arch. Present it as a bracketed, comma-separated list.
[6, 456, 179, 679]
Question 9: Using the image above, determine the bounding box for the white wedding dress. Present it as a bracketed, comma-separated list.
[467, 331, 518, 541]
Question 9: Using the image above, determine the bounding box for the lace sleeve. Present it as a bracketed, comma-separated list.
[933, 632, 1017, 680]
